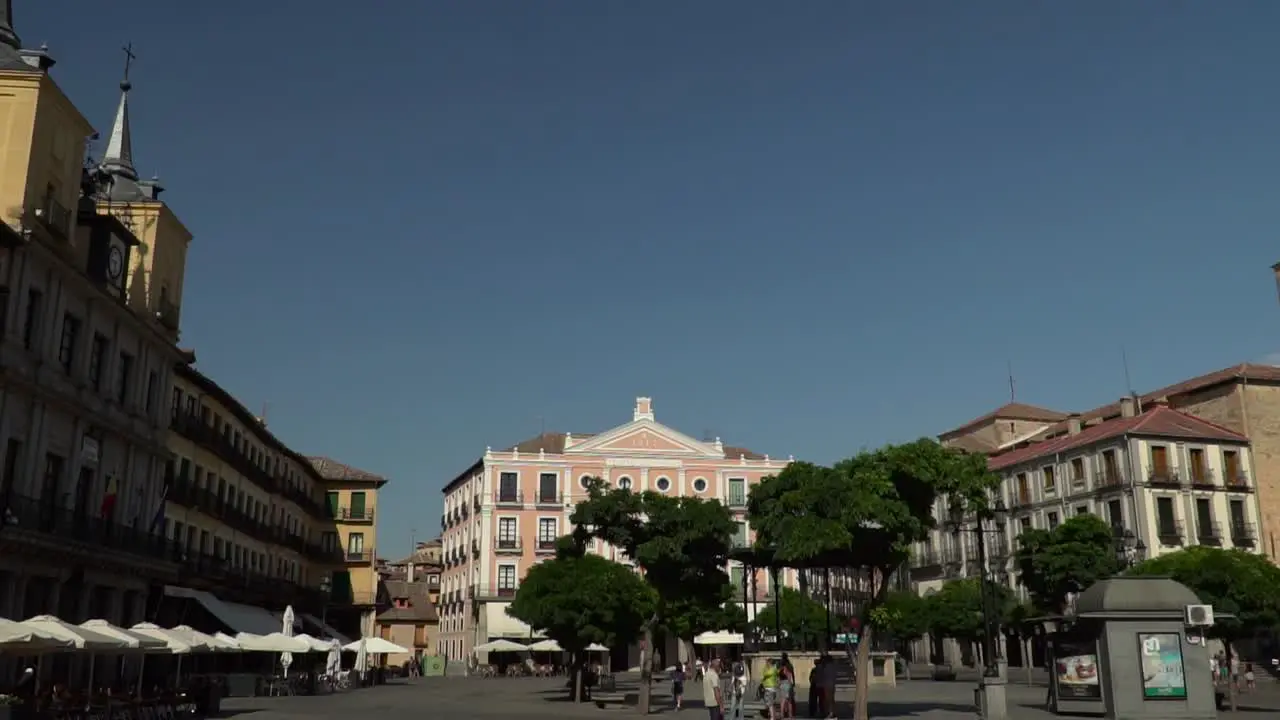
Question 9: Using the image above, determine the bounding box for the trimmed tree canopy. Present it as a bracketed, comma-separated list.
[507, 553, 657, 655]
[748, 440, 999, 720]
[1127, 546, 1280, 638]
[1014, 514, 1120, 614]
[925, 577, 1013, 642]
[752, 587, 839, 647]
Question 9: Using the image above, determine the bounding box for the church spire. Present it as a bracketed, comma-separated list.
[101, 43, 137, 181]
[0, 1, 20, 52]
[0, 0, 30, 71]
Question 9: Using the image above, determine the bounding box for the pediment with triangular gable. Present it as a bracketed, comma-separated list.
[565, 418, 724, 459]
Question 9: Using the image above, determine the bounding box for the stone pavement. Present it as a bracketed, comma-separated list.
[217, 674, 1280, 719]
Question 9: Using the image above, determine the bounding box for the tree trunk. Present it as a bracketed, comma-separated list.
[572, 652, 584, 703]
[1226, 641, 1237, 712]
[636, 617, 657, 715]
[853, 624, 874, 720]
[1023, 636, 1033, 686]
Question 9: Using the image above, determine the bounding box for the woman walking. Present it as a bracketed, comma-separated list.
[778, 659, 795, 719]
[672, 661, 687, 710]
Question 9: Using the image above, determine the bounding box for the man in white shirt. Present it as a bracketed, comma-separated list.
[702, 658, 723, 720]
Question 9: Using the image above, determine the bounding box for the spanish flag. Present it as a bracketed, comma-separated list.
[100, 473, 118, 519]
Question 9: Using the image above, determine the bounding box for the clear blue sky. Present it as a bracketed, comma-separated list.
[24, 1, 1280, 558]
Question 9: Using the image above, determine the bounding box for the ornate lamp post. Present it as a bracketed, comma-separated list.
[949, 498, 1010, 720]
[320, 573, 332, 632]
[1113, 529, 1146, 569]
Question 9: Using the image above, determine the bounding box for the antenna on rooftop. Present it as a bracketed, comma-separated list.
[1007, 360, 1016, 403]
[1122, 346, 1142, 413]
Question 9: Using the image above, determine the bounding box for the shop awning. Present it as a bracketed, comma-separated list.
[163, 586, 280, 636]
[483, 603, 544, 640]
[301, 613, 353, 646]
[694, 632, 744, 646]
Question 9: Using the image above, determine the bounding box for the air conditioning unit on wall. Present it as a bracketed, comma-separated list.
[1185, 604, 1214, 627]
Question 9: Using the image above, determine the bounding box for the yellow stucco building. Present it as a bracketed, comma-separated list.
[160, 363, 354, 638]
[309, 457, 389, 637]
[0, 9, 190, 629]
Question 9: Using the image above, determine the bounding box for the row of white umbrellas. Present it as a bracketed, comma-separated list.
[0, 615, 408, 656]
[474, 638, 609, 653]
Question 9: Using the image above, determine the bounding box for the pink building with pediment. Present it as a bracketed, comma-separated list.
[435, 397, 793, 666]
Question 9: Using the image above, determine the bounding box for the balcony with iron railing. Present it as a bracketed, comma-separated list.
[472, 583, 518, 600]
[1225, 472, 1255, 493]
[1196, 520, 1222, 546]
[335, 506, 375, 522]
[535, 538, 558, 554]
[1156, 519, 1185, 545]
[344, 549, 374, 564]
[1188, 468, 1217, 490]
[1230, 522, 1257, 546]
[1, 492, 174, 565]
[472, 494, 481, 511]
[494, 538, 523, 554]
[534, 491, 562, 508]
[494, 490, 524, 507]
[170, 413, 293, 502]
[1094, 469, 1126, 491]
[1148, 469, 1183, 489]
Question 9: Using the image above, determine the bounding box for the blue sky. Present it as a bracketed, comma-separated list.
[23, 1, 1280, 557]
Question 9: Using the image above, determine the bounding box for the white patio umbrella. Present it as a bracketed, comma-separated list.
[0, 618, 71, 652]
[213, 632, 242, 650]
[585, 643, 609, 652]
[292, 634, 332, 652]
[280, 606, 296, 674]
[234, 632, 309, 653]
[130, 623, 197, 653]
[473, 639, 529, 653]
[128, 623, 193, 695]
[169, 626, 227, 652]
[527, 639, 563, 652]
[81, 620, 167, 652]
[341, 637, 408, 654]
[325, 640, 341, 676]
[20, 616, 128, 651]
[354, 638, 369, 683]
[22, 615, 129, 690]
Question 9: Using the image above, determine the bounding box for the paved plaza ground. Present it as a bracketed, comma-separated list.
[218, 673, 1280, 719]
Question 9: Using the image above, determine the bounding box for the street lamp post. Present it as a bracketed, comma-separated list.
[320, 573, 332, 633]
[1113, 529, 1146, 569]
[949, 499, 1009, 720]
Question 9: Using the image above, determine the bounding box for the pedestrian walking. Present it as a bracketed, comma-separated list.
[672, 661, 687, 710]
[703, 658, 724, 720]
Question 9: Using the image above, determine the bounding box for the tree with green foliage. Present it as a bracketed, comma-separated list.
[507, 552, 657, 701]
[871, 589, 931, 650]
[1014, 514, 1120, 614]
[925, 577, 1014, 665]
[749, 441, 999, 720]
[570, 478, 737, 714]
[1128, 546, 1280, 711]
[752, 587, 839, 648]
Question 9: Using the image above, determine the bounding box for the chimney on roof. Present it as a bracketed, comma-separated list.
[406, 561, 414, 583]
[1067, 414, 1082, 435]
[634, 397, 654, 421]
[1120, 395, 1137, 418]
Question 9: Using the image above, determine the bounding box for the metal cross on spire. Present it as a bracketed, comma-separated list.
[121, 42, 136, 89]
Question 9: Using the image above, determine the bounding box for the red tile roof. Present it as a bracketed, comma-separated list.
[943, 402, 1069, 438]
[1079, 363, 1280, 423]
[988, 405, 1248, 471]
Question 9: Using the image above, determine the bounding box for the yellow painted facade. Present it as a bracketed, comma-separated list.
[309, 457, 389, 636]
[164, 364, 343, 618]
[95, 200, 190, 336]
[0, 67, 93, 236]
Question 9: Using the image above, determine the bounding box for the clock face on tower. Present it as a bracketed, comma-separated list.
[107, 246, 124, 280]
